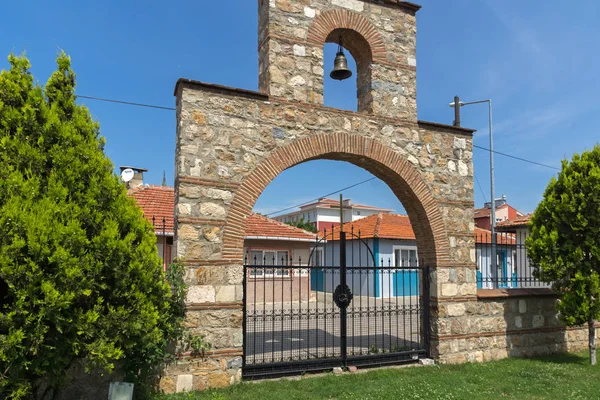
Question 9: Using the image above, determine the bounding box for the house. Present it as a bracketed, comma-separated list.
[129, 185, 175, 269]
[474, 227, 517, 289]
[313, 212, 534, 295]
[243, 213, 318, 303]
[495, 214, 547, 289]
[272, 197, 393, 231]
[314, 213, 419, 298]
[129, 181, 319, 301]
[474, 195, 525, 231]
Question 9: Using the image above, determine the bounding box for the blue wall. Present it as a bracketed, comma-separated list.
[313, 238, 420, 297]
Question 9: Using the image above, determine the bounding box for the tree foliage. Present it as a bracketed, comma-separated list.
[285, 218, 318, 233]
[526, 145, 600, 363]
[0, 53, 182, 398]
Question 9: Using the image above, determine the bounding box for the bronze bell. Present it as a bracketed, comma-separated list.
[330, 38, 352, 81]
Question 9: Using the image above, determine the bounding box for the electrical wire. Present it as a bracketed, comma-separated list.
[473, 144, 560, 171]
[77, 95, 176, 111]
[266, 177, 377, 217]
[75, 93, 562, 194]
[475, 175, 488, 203]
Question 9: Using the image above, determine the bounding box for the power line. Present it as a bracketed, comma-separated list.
[266, 177, 377, 217]
[475, 175, 488, 203]
[473, 144, 560, 171]
[75, 93, 561, 171]
[77, 95, 176, 111]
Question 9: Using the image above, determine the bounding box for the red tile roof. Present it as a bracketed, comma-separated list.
[473, 204, 509, 219]
[129, 185, 175, 235]
[497, 214, 532, 228]
[320, 213, 416, 241]
[319, 213, 516, 244]
[245, 213, 318, 241]
[474, 227, 516, 244]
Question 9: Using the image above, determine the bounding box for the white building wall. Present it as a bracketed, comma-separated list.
[275, 203, 393, 227]
[313, 238, 419, 298]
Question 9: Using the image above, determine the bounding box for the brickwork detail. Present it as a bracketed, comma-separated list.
[306, 9, 386, 63]
[220, 132, 447, 267]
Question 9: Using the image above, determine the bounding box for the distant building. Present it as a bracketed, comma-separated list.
[243, 213, 318, 303]
[314, 213, 418, 298]
[129, 185, 175, 270]
[272, 197, 393, 231]
[474, 195, 525, 231]
[129, 180, 318, 301]
[495, 214, 547, 289]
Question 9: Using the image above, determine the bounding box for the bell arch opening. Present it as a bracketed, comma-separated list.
[323, 29, 372, 113]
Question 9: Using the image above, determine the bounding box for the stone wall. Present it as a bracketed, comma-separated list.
[436, 292, 599, 364]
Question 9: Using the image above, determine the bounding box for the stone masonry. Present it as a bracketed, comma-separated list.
[163, 0, 596, 393]
[436, 292, 599, 363]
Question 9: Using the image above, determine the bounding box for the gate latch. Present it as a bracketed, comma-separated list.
[333, 284, 353, 309]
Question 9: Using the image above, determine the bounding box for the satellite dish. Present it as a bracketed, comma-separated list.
[121, 168, 135, 183]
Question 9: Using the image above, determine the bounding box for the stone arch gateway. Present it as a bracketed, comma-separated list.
[222, 133, 446, 267]
[168, 0, 477, 392]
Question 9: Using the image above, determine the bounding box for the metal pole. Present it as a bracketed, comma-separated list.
[453, 96, 461, 127]
[339, 194, 344, 230]
[340, 231, 347, 366]
[450, 97, 497, 287]
[488, 100, 497, 287]
[162, 217, 167, 271]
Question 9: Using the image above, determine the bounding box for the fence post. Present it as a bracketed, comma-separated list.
[339, 231, 347, 367]
[423, 266, 431, 358]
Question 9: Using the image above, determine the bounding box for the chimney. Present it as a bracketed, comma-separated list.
[342, 199, 352, 207]
[120, 166, 148, 188]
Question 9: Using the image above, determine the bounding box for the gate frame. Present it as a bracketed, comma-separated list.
[241, 227, 432, 379]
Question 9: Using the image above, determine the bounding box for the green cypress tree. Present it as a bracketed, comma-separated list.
[526, 145, 600, 365]
[0, 53, 180, 398]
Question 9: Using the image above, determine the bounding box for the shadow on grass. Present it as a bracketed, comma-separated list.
[527, 351, 590, 365]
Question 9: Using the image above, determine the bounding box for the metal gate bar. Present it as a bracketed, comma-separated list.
[242, 229, 430, 379]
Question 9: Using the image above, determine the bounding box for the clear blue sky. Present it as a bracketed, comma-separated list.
[2, 0, 599, 216]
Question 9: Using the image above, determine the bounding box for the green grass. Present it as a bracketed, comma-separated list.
[154, 353, 600, 400]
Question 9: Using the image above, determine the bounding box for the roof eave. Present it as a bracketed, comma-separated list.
[244, 235, 317, 242]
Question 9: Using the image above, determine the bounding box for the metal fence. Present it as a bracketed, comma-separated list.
[476, 230, 550, 289]
[242, 231, 430, 379]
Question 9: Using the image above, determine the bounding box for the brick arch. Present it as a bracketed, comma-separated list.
[222, 133, 449, 267]
[307, 9, 387, 64]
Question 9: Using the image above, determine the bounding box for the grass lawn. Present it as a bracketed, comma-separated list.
[154, 353, 600, 400]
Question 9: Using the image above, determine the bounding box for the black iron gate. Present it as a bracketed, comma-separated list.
[242, 226, 430, 379]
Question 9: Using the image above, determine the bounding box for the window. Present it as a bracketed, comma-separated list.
[393, 247, 418, 268]
[311, 247, 323, 267]
[248, 250, 289, 277]
[356, 211, 361, 215]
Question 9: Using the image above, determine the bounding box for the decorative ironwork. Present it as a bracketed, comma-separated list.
[242, 225, 430, 379]
[333, 284, 353, 309]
